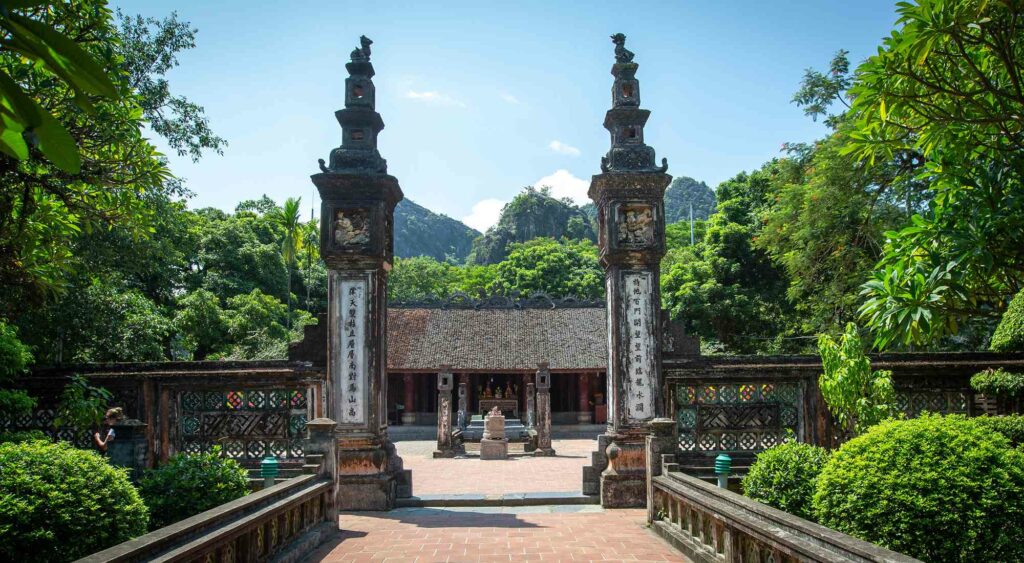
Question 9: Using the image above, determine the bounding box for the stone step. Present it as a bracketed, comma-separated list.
[395, 492, 599, 508]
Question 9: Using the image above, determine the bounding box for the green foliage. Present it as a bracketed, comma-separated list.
[974, 415, 1024, 447]
[489, 238, 602, 298]
[991, 289, 1024, 352]
[0, 429, 47, 444]
[0, 440, 148, 562]
[818, 323, 896, 436]
[0, 321, 35, 421]
[217, 289, 313, 360]
[851, 0, 1024, 349]
[174, 289, 228, 360]
[139, 449, 249, 529]
[970, 368, 1024, 399]
[664, 176, 716, 222]
[54, 375, 112, 430]
[395, 199, 479, 262]
[468, 186, 595, 264]
[742, 441, 829, 521]
[791, 50, 852, 128]
[813, 415, 1024, 562]
[388, 256, 462, 302]
[0, 3, 120, 172]
[662, 167, 793, 353]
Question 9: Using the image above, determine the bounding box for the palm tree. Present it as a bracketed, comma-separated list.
[276, 197, 303, 331]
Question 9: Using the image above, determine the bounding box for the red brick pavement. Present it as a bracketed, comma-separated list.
[306, 508, 689, 562]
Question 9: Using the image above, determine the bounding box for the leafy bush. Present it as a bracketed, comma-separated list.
[0, 321, 36, 423]
[818, 323, 896, 437]
[54, 374, 113, 429]
[139, 449, 250, 529]
[970, 367, 1024, 398]
[991, 288, 1024, 352]
[813, 414, 1024, 562]
[0, 441, 148, 562]
[743, 441, 829, 520]
[0, 430, 48, 444]
[974, 415, 1024, 447]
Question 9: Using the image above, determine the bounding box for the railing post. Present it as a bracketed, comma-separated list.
[646, 417, 677, 524]
[304, 417, 338, 525]
[108, 418, 148, 482]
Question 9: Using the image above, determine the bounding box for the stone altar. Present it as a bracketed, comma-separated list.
[480, 407, 508, 460]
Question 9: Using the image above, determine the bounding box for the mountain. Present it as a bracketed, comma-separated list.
[394, 199, 479, 262]
[664, 176, 716, 223]
[468, 186, 596, 264]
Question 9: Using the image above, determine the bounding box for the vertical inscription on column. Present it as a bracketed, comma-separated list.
[623, 271, 655, 422]
[339, 277, 367, 424]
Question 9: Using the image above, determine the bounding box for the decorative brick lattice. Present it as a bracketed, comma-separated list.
[674, 382, 802, 453]
[177, 389, 308, 459]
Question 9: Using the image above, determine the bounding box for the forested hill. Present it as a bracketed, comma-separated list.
[394, 199, 480, 262]
[665, 176, 716, 222]
[468, 186, 596, 264]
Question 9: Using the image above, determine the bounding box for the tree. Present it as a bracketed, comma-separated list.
[818, 323, 896, 438]
[850, 0, 1024, 348]
[272, 197, 302, 330]
[173, 288, 227, 360]
[388, 256, 460, 302]
[489, 238, 603, 298]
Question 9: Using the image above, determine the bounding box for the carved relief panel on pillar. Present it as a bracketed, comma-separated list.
[333, 272, 370, 425]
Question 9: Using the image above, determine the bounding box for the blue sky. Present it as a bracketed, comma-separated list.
[112, 0, 901, 231]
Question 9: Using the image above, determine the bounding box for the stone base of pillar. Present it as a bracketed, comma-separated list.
[600, 473, 646, 508]
[480, 438, 508, 460]
[582, 433, 611, 496]
[533, 447, 556, 457]
[583, 432, 648, 507]
[401, 412, 416, 425]
[576, 411, 593, 424]
[432, 448, 456, 458]
[336, 436, 411, 510]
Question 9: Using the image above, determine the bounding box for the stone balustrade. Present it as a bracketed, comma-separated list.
[647, 453, 921, 563]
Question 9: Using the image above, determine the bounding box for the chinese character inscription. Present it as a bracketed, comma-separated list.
[339, 278, 367, 424]
[624, 272, 655, 422]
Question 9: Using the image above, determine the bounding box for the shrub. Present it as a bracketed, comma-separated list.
[742, 441, 829, 520]
[0, 441, 148, 562]
[974, 415, 1024, 447]
[0, 429, 48, 444]
[813, 414, 1024, 562]
[970, 367, 1024, 398]
[139, 449, 250, 529]
[817, 323, 896, 437]
[991, 288, 1024, 352]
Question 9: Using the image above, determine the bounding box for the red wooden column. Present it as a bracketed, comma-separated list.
[402, 374, 416, 425]
[578, 373, 593, 423]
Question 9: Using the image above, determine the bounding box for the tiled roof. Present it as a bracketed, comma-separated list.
[387, 307, 607, 371]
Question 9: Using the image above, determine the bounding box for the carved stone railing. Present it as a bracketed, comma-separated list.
[76, 418, 338, 563]
[648, 456, 921, 562]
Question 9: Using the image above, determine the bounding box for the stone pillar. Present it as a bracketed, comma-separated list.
[457, 380, 468, 429]
[526, 382, 536, 429]
[433, 366, 455, 458]
[402, 374, 416, 425]
[108, 419, 148, 481]
[304, 418, 339, 524]
[583, 34, 671, 508]
[313, 36, 410, 510]
[577, 374, 593, 423]
[645, 418, 677, 524]
[534, 363, 556, 456]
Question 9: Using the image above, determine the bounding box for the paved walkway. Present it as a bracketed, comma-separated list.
[306, 506, 689, 562]
[396, 439, 593, 495]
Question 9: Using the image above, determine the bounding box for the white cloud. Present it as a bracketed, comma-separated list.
[404, 90, 465, 107]
[547, 140, 581, 157]
[535, 169, 589, 204]
[462, 198, 506, 232]
[500, 93, 521, 104]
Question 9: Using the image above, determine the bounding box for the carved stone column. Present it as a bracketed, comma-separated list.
[402, 374, 416, 425]
[526, 382, 536, 429]
[457, 380, 468, 429]
[577, 374, 592, 423]
[433, 366, 455, 458]
[312, 36, 410, 510]
[583, 34, 671, 508]
[534, 363, 556, 456]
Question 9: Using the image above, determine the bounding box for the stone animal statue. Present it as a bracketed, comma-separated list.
[611, 33, 634, 63]
[350, 35, 373, 62]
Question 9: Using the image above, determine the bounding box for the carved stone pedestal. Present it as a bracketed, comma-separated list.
[480, 407, 508, 460]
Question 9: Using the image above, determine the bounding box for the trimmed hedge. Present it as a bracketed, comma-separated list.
[813, 414, 1024, 562]
[974, 414, 1024, 446]
[991, 288, 1024, 352]
[742, 441, 829, 520]
[0, 430, 48, 444]
[0, 440, 148, 562]
[139, 449, 250, 529]
[970, 367, 1024, 398]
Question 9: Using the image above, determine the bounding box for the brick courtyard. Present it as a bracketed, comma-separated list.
[396, 439, 595, 495]
[306, 507, 689, 562]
